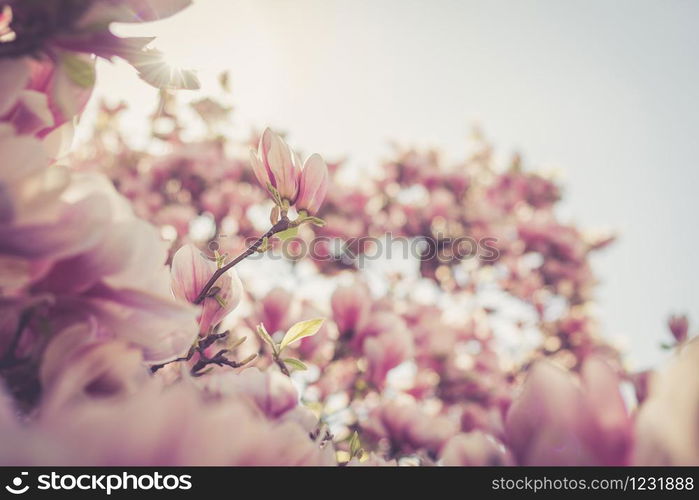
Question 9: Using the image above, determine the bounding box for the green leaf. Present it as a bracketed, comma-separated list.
[270, 205, 280, 225]
[283, 358, 308, 371]
[255, 323, 277, 354]
[279, 318, 324, 352]
[266, 183, 282, 206]
[61, 53, 96, 88]
[239, 353, 258, 366]
[349, 431, 361, 457]
[194, 367, 215, 377]
[256, 236, 270, 253]
[276, 226, 299, 241]
[229, 336, 247, 349]
[305, 216, 326, 227]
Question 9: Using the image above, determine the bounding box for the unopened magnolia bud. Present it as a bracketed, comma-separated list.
[668, 315, 689, 343]
[170, 244, 243, 334]
[250, 128, 300, 203]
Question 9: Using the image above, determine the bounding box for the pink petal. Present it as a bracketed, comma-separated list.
[170, 244, 216, 303]
[0, 58, 29, 117]
[4, 90, 54, 136]
[296, 153, 328, 214]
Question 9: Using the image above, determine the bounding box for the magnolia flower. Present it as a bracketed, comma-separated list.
[0, 383, 336, 466]
[39, 322, 151, 416]
[0, 127, 199, 366]
[352, 311, 406, 352]
[330, 283, 371, 337]
[505, 357, 632, 465]
[363, 328, 415, 389]
[363, 397, 459, 456]
[250, 128, 329, 213]
[250, 128, 300, 203]
[23, 56, 94, 138]
[2, 85, 52, 136]
[170, 244, 243, 334]
[634, 339, 699, 465]
[667, 314, 689, 343]
[203, 368, 298, 419]
[0, 0, 198, 90]
[257, 287, 293, 334]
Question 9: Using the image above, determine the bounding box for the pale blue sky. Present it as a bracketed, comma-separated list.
[82, 0, 699, 368]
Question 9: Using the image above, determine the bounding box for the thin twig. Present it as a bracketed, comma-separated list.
[193, 217, 291, 304]
[191, 348, 241, 376]
[150, 331, 229, 373]
[275, 357, 290, 377]
[150, 331, 256, 376]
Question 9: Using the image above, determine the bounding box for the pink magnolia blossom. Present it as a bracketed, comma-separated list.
[330, 283, 371, 338]
[257, 287, 293, 333]
[363, 397, 459, 456]
[2, 87, 52, 136]
[0, 0, 198, 90]
[667, 314, 689, 343]
[633, 339, 699, 465]
[24, 57, 95, 138]
[0, 383, 336, 466]
[250, 128, 300, 203]
[39, 323, 150, 415]
[250, 128, 329, 214]
[2, 13, 691, 466]
[203, 368, 298, 419]
[170, 244, 243, 334]
[505, 357, 632, 465]
[364, 328, 415, 389]
[352, 310, 406, 352]
[0, 123, 199, 368]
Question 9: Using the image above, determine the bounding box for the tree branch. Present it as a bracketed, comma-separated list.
[150, 330, 256, 376]
[193, 217, 291, 304]
[150, 331, 229, 373]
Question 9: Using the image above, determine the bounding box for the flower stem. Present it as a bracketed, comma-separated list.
[193, 217, 291, 304]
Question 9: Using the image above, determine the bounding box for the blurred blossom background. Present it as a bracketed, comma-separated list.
[75, 0, 699, 369]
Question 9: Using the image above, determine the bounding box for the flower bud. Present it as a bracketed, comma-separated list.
[170, 244, 243, 334]
[668, 314, 689, 343]
[250, 128, 300, 203]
